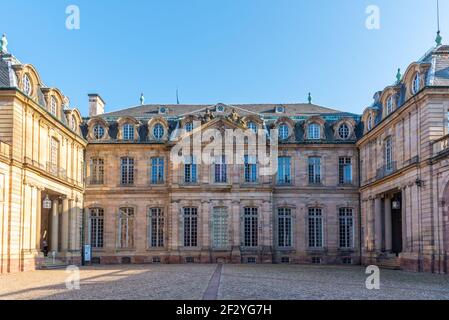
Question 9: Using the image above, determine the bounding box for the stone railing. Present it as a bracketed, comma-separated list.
[432, 134, 449, 157]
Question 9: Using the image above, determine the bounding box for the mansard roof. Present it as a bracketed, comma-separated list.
[99, 103, 352, 120]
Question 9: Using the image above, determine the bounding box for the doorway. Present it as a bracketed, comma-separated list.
[391, 193, 403, 255]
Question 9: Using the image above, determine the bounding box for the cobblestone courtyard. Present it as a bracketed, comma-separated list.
[1, 264, 449, 300]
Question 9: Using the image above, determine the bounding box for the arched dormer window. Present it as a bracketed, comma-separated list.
[279, 123, 289, 140]
[23, 74, 32, 96]
[308, 123, 321, 140]
[153, 123, 165, 140]
[50, 96, 58, 116]
[338, 123, 350, 140]
[412, 73, 421, 94]
[367, 115, 373, 131]
[93, 124, 105, 140]
[386, 95, 395, 115]
[123, 123, 135, 141]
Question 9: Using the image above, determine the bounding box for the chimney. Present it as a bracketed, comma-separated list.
[88, 94, 105, 117]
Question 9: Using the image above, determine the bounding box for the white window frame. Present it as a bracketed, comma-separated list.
[308, 123, 321, 140]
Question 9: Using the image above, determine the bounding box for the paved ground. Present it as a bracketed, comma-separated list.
[1, 264, 449, 300]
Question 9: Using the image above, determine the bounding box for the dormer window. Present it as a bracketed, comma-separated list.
[386, 95, 394, 115]
[412, 73, 421, 94]
[93, 124, 105, 140]
[70, 116, 76, 131]
[23, 74, 32, 96]
[248, 121, 258, 133]
[367, 115, 373, 131]
[308, 123, 321, 140]
[279, 124, 289, 140]
[185, 122, 193, 133]
[50, 96, 57, 116]
[216, 105, 225, 113]
[153, 123, 165, 140]
[338, 123, 350, 140]
[276, 106, 285, 114]
[123, 124, 135, 141]
[159, 106, 168, 115]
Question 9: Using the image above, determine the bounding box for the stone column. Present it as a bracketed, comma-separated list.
[75, 203, 81, 251]
[385, 196, 392, 252]
[374, 197, 382, 251]
[61, 197, 69, 252]
[35, 188, 42, 250]
[51, 199, 59, 252]
[69, 200, 77, 251]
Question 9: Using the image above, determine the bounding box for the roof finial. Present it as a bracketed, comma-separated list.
[0, 34, 8, 53]
[308, 92, 312, 104]
[436, 0, 443, 46]
[176, 88, 180, 105]
[396, 68, 402, 84]
[140, 93, 145, 105]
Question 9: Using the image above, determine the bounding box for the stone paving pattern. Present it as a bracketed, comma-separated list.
[1, 265, 449, 300]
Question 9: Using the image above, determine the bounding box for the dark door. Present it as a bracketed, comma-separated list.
[391, 194, 403, 255]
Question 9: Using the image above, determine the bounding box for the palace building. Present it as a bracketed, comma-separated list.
[1, 34, 449, 273]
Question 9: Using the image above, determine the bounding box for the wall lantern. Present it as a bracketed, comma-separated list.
[392, 200, 401, 210]
[43, 195, 52, 209]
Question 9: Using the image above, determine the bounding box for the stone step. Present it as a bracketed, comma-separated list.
[377, 257, 401, 270]
[39, 257, 69, 270]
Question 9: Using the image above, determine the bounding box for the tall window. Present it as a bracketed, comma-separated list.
[244, 155, 257, 183]
[93, 124, 105, 140]
[120, 157, 134, 185]
[183, 207, 198, 247]
[118, 208, 134, 248]
[367, 115, 373, 131]
[279, 124, 289, 140]
[244, 207, 258, 247]
[90, 158, 104, 185]
[184, 155, 197, 183]
[151, 157, 164, 184]
[308, 123, 321, 140]
[50, 96, 57, 116]
[89, 208, 104, 248]
[308, 208, 323, 248]
[278, 208, 292, 247]
[308, 157, 321, 184]
[214, 155, 227, 183]
[277, 156, 291, 184]
[212, 207, 229, 249]
[386, 95, 394, 115]
[50, 138, 59, 174]
[148, 208, 164, 248]
[339, 208, 354, 249]
[123, 124, 135, 141]
[22, 74, 32, 96]
[385, 137, 393, 172]
[153, 124, 165, 140]
[339, 157, 353, 184]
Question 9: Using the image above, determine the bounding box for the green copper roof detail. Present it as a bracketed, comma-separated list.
[0, 34, 8, 53]
[308, 93, 312, 104]
[396, 68, 402, 84]
[436, 30, 442, 46]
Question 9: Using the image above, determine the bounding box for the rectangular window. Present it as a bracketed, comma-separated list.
[214, 155, 227, 183]
[278, 208, 292, 247]
[385, 138, 393, 172]
[49, 137, 59, 174]
[151, 157, 165, 184]
[120, 157, 135, 185]
[277, 156, 292, 184]
[339, 208, 354, 249]
[118, 208, 134, 249]
[184, 156, 197, 184]
[339, 157, 353, 184]
[89, 208, 104, 248]
[308, 208, 323, 248]
[244, 155, 257, 183]
[90, 158, 104, 185]
[123, 124, 134, 141]
[308, 157, 321, 184]
[212, 207, 229, 249]
[183, 207, 198, 247]
[148, 208, 164, 248]
[244, 207, 258, 247]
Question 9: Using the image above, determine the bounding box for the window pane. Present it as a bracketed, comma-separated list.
[277, 157, 291, 184]
[148, 208, 164, 248]
[244, 207, 258, 247]
[308, 208, 323, 248]
[278, 208, 292, 247]
[89, 208, 104, 248]
[212, 207, 229, 249]
[339, 208, 354, 248]
[183, 207, 198, 247]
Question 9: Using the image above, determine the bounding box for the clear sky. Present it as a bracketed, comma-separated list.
[1, 0, 447, 116]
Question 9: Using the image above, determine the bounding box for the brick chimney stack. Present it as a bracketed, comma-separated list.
[88, 94, 105, 117]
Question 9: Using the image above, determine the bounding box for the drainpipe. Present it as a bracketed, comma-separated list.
[358, 147, 363, 265]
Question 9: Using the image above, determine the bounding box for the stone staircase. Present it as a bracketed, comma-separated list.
[39, 257, 68, 270]
[376, 255, 401, 270]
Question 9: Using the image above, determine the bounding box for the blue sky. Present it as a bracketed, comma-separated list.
[1, 0, 447, 115]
